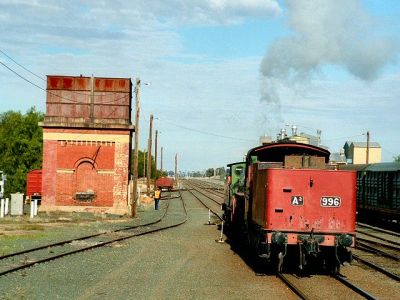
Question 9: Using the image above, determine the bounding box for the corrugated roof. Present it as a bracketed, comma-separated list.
[365, 162, 400, 172]
[330, 153, 346, 163]
[339, 162, 400, 171]
[351, 142, 381, 148]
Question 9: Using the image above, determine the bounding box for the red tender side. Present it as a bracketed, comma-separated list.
[265, 169, 356, 233]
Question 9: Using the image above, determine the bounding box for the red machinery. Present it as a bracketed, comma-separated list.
[155, 177, 174, 191]
[223, 142, 356, 274]
[26, 169, 42, 204]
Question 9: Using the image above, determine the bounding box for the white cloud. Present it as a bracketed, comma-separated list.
[0, 0, 399, 169]
[260, 0, 398, 104]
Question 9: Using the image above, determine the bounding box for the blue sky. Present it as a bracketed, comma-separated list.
[0, 0, 399, 172]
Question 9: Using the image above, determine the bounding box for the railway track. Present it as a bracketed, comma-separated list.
[183, 180, 224, 207]
[182, 181, 223, 222]
[354, 221, 400, 281]
[187, 179, 400, 298]
[0, 192, 188, 277]
[185, 179, 225, 199]
[277, 272, 378, 300]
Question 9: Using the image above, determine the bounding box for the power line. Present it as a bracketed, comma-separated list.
[0, 60, 49, 94]
[147, 114, 254, 142]
[0, 49, 46, 81]
[0, 49, 132, 104]
[324, 134, 365, 142]
[0, 60, 131, 105]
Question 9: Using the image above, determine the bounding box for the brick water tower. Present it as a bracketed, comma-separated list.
[40, 75, 133, 214]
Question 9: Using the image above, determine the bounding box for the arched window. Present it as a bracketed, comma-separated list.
[74, 159, 97, 201]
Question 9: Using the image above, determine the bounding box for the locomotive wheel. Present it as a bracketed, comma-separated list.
[332, 261, 340, 275]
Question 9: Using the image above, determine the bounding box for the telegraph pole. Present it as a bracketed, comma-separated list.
[175, 153, 178, 187]
[147, 114, 153, 195]
[154, 130, 158, 178]
[160, 146, 163, 175]
[366, 131, 370, 164]
[131, 78, 141, 217]
[143, 148, 146, 177]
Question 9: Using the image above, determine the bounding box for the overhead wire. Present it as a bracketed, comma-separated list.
[0, 49, 131, 104]
[139, 108, 254, 142]
[0, 49, 46, 81]
[324, 134, 365, 142]
[1, 51, 254, 143]
[0, 60, 131, 105]
[0, 58, 131, 142]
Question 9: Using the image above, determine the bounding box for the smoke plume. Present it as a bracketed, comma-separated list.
[260, 0, 398, 104]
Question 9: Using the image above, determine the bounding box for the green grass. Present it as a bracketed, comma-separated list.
[20, 224, 45, 231]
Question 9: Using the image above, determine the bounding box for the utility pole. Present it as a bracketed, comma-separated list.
[366, 131, 370, 164]
[131, 78, 141, 217]
[143, 149, 146, 177]
[160, 146, 163, 175]
[175, 153, 178, 187]
[147, 114, 153, 195]
[154, 130, 158, 179]
[90, 75, 95, 124]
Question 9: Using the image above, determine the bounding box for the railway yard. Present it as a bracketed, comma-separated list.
[0, 179, 399, 299]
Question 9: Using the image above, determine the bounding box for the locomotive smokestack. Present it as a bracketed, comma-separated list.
[280, 129, 286, 140]
[291, 125, 297, 136]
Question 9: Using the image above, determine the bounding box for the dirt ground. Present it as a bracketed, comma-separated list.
[0, 191, 296, 299]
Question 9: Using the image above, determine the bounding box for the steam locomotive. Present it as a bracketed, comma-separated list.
[222, 141, 356, 274]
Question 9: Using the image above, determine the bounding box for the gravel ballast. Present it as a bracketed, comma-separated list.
[0, 192, 296, 299]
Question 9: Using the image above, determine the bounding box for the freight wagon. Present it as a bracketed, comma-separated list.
[26, 169, 42, 204]
[340, 163, 400, 225]
[155, 177, 174, 191]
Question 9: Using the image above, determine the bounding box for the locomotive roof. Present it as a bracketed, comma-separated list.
[247, 142, 330, 163]
[341, 162, 400, 172]
[227, 162, 246, 167]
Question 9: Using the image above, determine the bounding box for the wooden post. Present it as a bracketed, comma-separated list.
[366, 131, 370, 164]
[161, 146, 163, 175]
[90, 75, 94, 124]
[175, 153, 178, 187]
[143, 149, 146, 177]
[147, 114, 153, 195]
[155, 130, 158, 179]
[131, 78, 141, 217]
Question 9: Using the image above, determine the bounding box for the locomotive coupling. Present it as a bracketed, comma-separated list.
[298, 230, 324, 255]
[337, 234, 353, 247]
[271, 231, 287, 246]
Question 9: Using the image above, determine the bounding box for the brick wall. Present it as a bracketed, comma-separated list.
[41, 128, 131, 214]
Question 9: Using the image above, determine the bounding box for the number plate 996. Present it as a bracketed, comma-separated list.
[320, 196, 341, 207]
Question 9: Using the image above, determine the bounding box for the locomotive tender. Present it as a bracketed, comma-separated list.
[223, 142, 356, 273]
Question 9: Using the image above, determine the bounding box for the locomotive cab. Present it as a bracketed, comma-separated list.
[223, 162, 246, 227]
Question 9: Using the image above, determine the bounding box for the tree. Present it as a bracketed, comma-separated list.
[215, 167, 226, 179]
[131, 149, 161, 179]
[205, 168, 214, 177]
[394, 155, 400, 163]
[0, 107, 44, 196]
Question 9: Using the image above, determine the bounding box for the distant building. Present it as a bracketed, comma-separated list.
[343, 141, 381, 164]
[260, 135, 272, 145]
[329, 150, 346, 165]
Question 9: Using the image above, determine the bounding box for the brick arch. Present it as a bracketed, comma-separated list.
[74, 159, 98, 195]
[73, 157, 98, 170]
